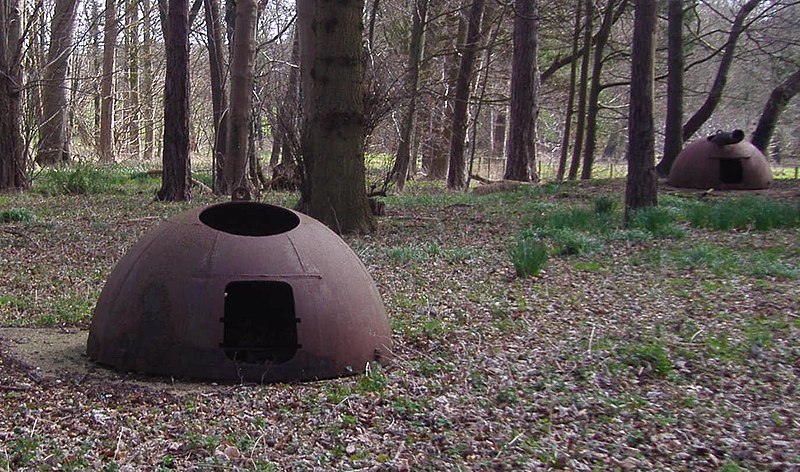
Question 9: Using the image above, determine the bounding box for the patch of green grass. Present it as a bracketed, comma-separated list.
[508, 235, 548, 277]
[627, 206, 685, 238]
[495, 386, 519, 405]
[592, 195, 618, 215]
[618, 340, 673, 377]
[386, 245, 426, 263]
[0, 207, 33, 223]
[37, 296, 93, 325]
[34, 162, 129, 195]
[686, 195, 800, 231]
[548, 229, 600, 256]
[637, 243, 799, 279]
[356, 362, 387, 394]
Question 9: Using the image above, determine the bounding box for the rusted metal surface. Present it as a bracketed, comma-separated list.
[668, 130, 772, 190]
[87, 202, 392, 383]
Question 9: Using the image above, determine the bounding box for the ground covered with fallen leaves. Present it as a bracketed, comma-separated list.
[1, 178, 798, 470]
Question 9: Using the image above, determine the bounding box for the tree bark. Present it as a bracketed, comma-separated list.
[624, 0, 657, 222]
[36, 0, 79, 166]
[204, 0, 228, 193]
[224, 0, 257, 194]
[504, 0, 538, 182]
[389, 0, 428, 191]
[656, 0, 684, 177]
[567, 0, 593, 180]
[156, 0, 192, 201]
[124, 0, 140, 159]
[141, 0, 155, 160]
[447, 0, 485, 190]
[580, 0, 625, 180]
[298, 0, 374, 234]
[750, 67, 800, 153]
[0, 0, 27, 190]
[681, 0, 762, 142]
[99, 0, 117, 162]
[556, 0, 582, 181]
[271, 28, 301, 168]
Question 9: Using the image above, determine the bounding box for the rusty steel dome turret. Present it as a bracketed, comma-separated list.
[87, 201, 391, 383]
[668, 129, 772, 190]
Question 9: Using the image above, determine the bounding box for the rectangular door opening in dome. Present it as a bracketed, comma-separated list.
[221, 281, 300, 364]
[719, 158, 744, 184]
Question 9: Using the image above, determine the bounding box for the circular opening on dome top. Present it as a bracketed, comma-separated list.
[199, 202, 300, 236]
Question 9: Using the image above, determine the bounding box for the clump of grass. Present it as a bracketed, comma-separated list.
[0, 207, 33, 223]
[592, 195, 617, 215]
[508, 235, 548, 277]
[686, 195, 800, 231]
[548, 229, 600, 256]
[627, 206, 685, 238]
[34, 162, 127, 195]
[619, 340, 673, 377]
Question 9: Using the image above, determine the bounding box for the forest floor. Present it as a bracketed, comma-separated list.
[0, 177, 798, 470]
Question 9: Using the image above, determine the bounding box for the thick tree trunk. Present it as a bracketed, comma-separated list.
[298, 0, 374, 234]
[750, 67, 800, 153]
[0, 0, 26, 190]
[567, 0, 593, 180]
[580, 0, 625, 180]
[624, 0, 657, 222]
[204, 0, 228, 193]
[504, 0, 538, 182]
[36, 0, 79, 166]
[447, 0, 485, 190]
[99, 0, 117, 162]
[156, 0, 192, 201]
[556, 0, 582, 181]
[656, 0, 684, 177]
[389, 0, 428, 191]
[681, 0, 762, 142]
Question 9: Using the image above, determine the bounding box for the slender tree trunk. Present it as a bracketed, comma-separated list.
[273, 28, 300, 167]
[447, 0, 485, 190]
[656, 0, 684, 176]
[750, 67, 800, 153]
[156, 0, 192, 201]
[125, 0, 140, 159]
[90, 0, 101, 145]
[0, 0, 27, 190]
[624, 0, 657, 222]
[427, 6, 466, 180]
[224, 0, 257, 194]
[504, 0, 539, 182]
[298, 0, 373, 234]
[681, 0, 762, 142]
[36, 0, 79, 166]
[567, 0, 593, 180]
[141, 0, 155, 160]
[99, 0, 117, 162]
[205, 0, 228, 192]
[580, 0, 625, 180]
[390, 0, 428, 191]
[556, 0, 582, 181]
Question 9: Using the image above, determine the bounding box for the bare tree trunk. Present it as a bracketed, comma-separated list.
[624, 0, 657, 222]
[224, 0, 256, 194]
[427, 6, 465, 180]
[36, 0, 79, 166]
[567, 0, 592, 180]
[141, 0, 155, 160]
[504, 0, 538, 182]
[750, 67, 800, 153]
[99, 0, 117, 162]
[556, 0, 582, 181]
[389, 0, 428, 191]
[124, 0, 140, 159]
[272, 28, 300, 168]
[681, 0, 762, 142]
[447, 0, 485, 190]
[298, 0, 373, 234]
[204, 0, 228, 192]
[656, 0, 684, 177]
[0, 0, 27, 190]
[156, 0, 192, 201]
[580, 0, 625, 180]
